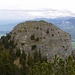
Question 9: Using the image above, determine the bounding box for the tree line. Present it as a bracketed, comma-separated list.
[0, 33, 75, 75]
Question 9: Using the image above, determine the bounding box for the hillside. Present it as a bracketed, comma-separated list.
[9, 20, 72, 61]
[0, 20, 74, 75]
[0, 17, 75, 41]
[34, 17, 75, 41]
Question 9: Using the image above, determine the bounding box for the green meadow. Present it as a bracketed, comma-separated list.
[72, 42, 75, 49]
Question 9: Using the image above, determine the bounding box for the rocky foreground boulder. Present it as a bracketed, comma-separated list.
[10, 20, 72, 61]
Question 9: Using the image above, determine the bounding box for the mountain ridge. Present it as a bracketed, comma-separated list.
[0, 17, 75, 41]
[9, 20, 72, 61]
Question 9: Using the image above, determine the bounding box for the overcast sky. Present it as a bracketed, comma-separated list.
[0, 0, 75, 19]
[0, 0, 75, 12]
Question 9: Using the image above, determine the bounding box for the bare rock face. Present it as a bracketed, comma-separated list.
[10, 20, 72, 61]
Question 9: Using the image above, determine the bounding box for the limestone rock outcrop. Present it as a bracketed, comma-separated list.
[10, 20, 72, 61]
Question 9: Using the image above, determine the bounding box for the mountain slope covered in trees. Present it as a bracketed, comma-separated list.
[0, 20, 74, 75]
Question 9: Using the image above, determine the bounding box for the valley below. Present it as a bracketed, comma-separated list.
[72, 42, 75, 49]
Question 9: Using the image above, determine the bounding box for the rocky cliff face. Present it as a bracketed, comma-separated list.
[10, 20, 72, 61]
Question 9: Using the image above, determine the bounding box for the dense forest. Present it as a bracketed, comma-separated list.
[0, 34, 75, 75]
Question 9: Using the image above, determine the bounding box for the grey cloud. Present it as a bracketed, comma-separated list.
[0, 9, 75, 20]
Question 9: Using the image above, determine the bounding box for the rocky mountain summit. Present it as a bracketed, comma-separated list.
[10, 20, 72, 61]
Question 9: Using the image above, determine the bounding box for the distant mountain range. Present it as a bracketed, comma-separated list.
[0, 17, 75, 41]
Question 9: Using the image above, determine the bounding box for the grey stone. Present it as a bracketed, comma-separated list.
[10, 20, 72, 61]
